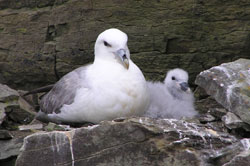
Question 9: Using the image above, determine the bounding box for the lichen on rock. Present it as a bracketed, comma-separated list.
[196, 59, 250, 126]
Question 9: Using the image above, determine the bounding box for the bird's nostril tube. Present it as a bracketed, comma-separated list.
[122, 54, 127, 60]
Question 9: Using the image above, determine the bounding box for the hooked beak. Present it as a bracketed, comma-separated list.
[116, 49, 129, 69]
[179, 82, 190, 92]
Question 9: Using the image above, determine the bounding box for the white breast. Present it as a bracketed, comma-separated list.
[49, 60, 150, 123]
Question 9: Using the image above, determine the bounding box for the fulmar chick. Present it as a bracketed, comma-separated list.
[144, 68, 198, 119]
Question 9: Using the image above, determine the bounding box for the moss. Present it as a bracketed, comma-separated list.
[0, 27, 4, 33]
[16, 28, 27, 34]
[31, 7, 39, 11]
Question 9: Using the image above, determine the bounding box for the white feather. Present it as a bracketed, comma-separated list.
[144, 68, 198, 119]
[39, 28, 150, 124]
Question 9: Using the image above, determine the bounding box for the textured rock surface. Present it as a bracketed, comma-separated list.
[15, 117, 245, 166]
[0, 84, 36, 165]
[0, 84, 19, 102]
[207, 138, 250, 166]
[222, 112, 250, 131]
[0, 0, 250, 89]
[0, 104, 5, 125]
[0, 84, 19, 126]
[195, 58, 250, 125]
[0, 84, 35, 128]
[0, 130, 13, 140]
[0, 137, 24, 161]
[0, 129, 34, 166]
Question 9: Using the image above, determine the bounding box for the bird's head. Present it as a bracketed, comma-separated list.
[164, 68, 191, 97]
[94, 28, 130, 69]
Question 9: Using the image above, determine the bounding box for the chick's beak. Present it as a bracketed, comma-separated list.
[116, 49, 129, 69]
[179, 82, 190, 92]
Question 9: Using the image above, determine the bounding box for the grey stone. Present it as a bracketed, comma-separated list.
[199, 114, 216, 123]
[209, 108, 227, 119]
[0, 84, 19, 102]
[16, 117, 241, 166]
[0, 84, 36, 129]
[0, 137, 23, 160]
[0, 84, 20, 126]
[195, 59, 250, 125]
[18, 96, 36, 116]
[222, 112, 250, 132]
[5, 105, 34, 125]
[195, 96, 224, 114]
[0, 130, 13, 140]
[18, 124, 43, 131]
[194, 86, 209, 100]
[0, 104, 6, 125]
[44, 122, 71, 131]
[206, 138, 250, 166]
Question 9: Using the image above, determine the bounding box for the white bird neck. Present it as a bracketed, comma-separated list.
[93, 56, 127, 71]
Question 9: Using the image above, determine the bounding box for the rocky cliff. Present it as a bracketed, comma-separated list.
[0, 59, 249, 166]
[0, 0, 249, 89]
[15, 118, 247, 166]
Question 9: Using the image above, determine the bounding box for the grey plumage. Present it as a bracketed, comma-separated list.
[144, 68, 198, 119]
[37, 66, 90, 123]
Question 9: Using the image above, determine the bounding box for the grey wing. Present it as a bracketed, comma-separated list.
[40, 65, 90, 114]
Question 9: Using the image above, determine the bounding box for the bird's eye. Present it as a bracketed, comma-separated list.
[172, 76, 176, 80]
[104, 41, 111, 47]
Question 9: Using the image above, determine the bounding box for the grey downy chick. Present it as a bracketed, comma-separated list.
[144, 68, 198, 119]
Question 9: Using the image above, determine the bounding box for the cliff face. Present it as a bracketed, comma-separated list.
[0, 0, 249, 89]
[0, 60, 249, 166]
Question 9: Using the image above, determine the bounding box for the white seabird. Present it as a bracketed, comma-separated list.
[144, 68, 198, 119]
[37, 28, 150, 124]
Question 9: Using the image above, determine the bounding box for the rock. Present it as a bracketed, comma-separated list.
[0, 130, 13, 140]
[0, 84, 20, 126]
[0, 104, 6, 125]
[222, 112, 245, 129]
[18, 90, 40, 112]
[195, 96, 224, 114]
[0, 157, 17, 166]
[0, 0, 250, 90]
[224, 151, 250, 166]
[207, 138, 250, 166]
[0, 128, 37, 164]
[0, 137, 24, 161]
[44, 122, 72, 131]
[0, 84, 36, 130]
[195, 59, 250, 125]
[18, 124, 43, 131]
[0, 84, 19, 102]
[194, 86, 209, 100]
[5, 105, 35, 125]
[18, 96, 37, 116]
[199, 114, 216, 123]
[208, 108, 227, 120]
[222, 112, 250, 132]
[15, 117, 244, 166]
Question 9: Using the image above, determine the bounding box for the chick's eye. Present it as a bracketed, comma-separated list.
[171, 76, 176, 80]
[104, 41, 111, 47]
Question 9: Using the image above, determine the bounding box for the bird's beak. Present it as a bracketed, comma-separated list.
[179, 82, 190, 92]
[116, 49, 129, 69]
